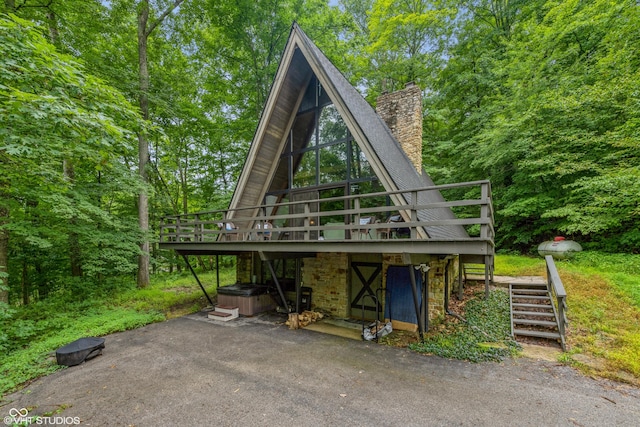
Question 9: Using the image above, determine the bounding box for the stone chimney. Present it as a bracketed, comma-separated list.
[376, 82, 423, 174]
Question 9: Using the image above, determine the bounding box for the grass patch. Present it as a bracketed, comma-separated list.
[564, 252, 640, 308]
[409, 289, 520, 362]
[494, 254, 545, 277]
[0, 306, 164, 397]
[0, 268, 234, 397]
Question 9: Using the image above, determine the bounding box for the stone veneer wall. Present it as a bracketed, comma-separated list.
[376, 82, 423, 173]
[301, 253, 349, 317]
[236, 252, 458, 324]
[425, 256, 460, 322]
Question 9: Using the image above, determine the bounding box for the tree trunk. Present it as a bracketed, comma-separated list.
[0, 141, 9, 302]
[180, 154, 188, 214]
[0, 205, 8, 304]
[136, 0, 185, 288]
[64, 159, 83, 277]
[21, 259, 28, 305]
[46, 9, 60, 45]
[137, 1, 151, 288]
[49, 9, 82, 278]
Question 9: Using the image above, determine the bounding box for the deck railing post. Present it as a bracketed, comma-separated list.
[195, 214, 202, 242]
[304, 202, 310, 241]
[557, 295, 566, 337]
[353, 197, 360, 240]
[480, 183, 489, 240]
[410, 191, 418, 239]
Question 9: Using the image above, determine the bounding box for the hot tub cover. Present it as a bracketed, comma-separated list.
[56, 337, 105, 366]
[218, 283, 270, 297]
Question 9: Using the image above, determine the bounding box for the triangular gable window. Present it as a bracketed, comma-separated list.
[267, 76, 380, 199]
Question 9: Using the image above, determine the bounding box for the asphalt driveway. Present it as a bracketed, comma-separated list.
[2, 312, 639, 426]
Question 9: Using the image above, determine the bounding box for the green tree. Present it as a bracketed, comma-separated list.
[0, 14, 143, 302]
[364, 0, 456, 98]
[427, 0, 640, 252]
[135, 0, 186, 287]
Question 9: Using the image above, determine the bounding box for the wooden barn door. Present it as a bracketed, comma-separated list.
[349, 255, 383, 321]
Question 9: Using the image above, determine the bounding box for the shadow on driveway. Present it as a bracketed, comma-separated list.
[2, 312, 639, 426]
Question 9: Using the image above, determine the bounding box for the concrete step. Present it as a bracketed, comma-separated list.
[215, 305, 239, 317]
[208, 310, 238, 322]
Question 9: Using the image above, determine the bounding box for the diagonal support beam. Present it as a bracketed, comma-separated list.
[181, 254, 214, 306]
[402, 254, 425, 340]
[260, 251, 289, 313]
[407, 264, 425, 340]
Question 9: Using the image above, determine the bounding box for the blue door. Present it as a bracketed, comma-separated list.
[384, 266, 422, 324]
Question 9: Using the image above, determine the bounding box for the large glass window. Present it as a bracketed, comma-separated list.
[350, 143, 374, 180]
[318, 104, 348, 144]
[293, 150, 316, 188]
[319, 142, 347, 184]
[266, 75, 381, 204]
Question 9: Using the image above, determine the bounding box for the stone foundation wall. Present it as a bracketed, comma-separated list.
[236, 252, 458, 325]
[302, 253, 349, 317]
[427, 256, 459, 322]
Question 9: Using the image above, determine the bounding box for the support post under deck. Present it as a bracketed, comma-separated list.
[181, 254, 215, 306]
[407, 265, 425, 340]
[260, 252, 290, 313]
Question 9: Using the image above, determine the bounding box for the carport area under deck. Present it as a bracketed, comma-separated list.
[158, 182, 495, 336]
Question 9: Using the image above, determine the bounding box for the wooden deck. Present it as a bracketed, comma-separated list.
[159, 181, 495, 258]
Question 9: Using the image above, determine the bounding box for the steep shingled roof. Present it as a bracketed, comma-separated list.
[229, 24, 468, 239]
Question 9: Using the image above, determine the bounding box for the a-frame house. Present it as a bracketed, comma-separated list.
[159, 24, 494, 335]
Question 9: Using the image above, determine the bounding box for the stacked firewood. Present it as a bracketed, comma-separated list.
[286, 310, 324, 329]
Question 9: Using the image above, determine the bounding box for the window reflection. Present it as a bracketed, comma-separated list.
[267, 75, 380, 200]
[350, 143, 373, 179]
[318, 105, 348, 145]
[293, 150, 316, 188]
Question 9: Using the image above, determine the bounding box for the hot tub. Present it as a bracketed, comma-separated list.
[217, 284, 276, 316]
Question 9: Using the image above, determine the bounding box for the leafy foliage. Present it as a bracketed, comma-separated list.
[365, 0, 456, 95]
[424, 0, 640, 252]
[409, 289, 520, 362]
[0, 14, 144, 301]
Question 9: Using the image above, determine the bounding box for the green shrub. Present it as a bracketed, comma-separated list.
[409, 290, 520, 362]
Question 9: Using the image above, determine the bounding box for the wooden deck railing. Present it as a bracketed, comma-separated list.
[159, 180, 494, 245]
